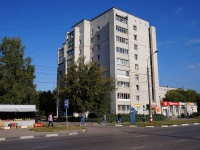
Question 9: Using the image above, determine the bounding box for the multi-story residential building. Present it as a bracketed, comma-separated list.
[57, 7, 159, 115]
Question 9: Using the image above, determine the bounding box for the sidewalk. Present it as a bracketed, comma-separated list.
[0, 121, 87, 141]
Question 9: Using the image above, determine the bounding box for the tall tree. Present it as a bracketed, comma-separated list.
[59, 58, 115, 115]
[0, 37, 38, 104]
[38, 90, 56, 116]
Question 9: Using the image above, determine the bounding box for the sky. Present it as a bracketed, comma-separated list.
[0, 0, 200, 93]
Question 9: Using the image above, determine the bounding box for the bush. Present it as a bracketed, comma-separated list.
[88, 113, 99, 118]
[181, 113, 186, 118]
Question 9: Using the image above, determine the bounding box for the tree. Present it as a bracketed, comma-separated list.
[59, 58, 115, 115]
[0, 37, 38, 104]
[38, 90, 56, 116]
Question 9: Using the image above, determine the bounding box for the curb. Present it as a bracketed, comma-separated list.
[0, 130, 86, 142]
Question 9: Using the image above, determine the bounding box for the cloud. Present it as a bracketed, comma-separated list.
[187, 39, 200, 45]
[186, 63, 200, 70]
[174, 7, 183, 15]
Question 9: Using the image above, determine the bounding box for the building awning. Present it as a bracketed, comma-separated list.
[0, 105, 37, 112]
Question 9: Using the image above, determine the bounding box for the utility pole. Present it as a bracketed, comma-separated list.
[147, 51, 158, 123]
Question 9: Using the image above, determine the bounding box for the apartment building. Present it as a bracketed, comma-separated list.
[57, 7, 160, 115]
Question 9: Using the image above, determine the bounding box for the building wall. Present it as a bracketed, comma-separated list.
[57, 8, 160, 115]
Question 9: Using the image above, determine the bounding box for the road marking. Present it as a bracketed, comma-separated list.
[146, 126, 154, 128]
[0, 138, 5, 141]
[20, 136, 34, 139]
[194, 123, 199, 125]
[131, 146, 146, 149]
[176, 139, 186, 142]
[162, 125, 168, 127]
[182, 124, 189, 126]
[46, 134, 58, 137]
[31, 146, 51, 149]
[69, 132, 78, 135]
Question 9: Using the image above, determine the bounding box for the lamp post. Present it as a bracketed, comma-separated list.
[147, 50, 158, 123]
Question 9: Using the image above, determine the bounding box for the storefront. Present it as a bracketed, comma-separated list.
[161, 101, 198, 117]
[0, 105, 37, 129]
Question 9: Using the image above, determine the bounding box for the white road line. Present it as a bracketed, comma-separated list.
[69, 132, 78, 135]
[0, 138, 5, 141]
[46, 134, 58, 137]
[131, 146, 146, 149]
[20, 136, 34, 139]
[162, 125, 168, 127]
[171, 125, 177, 127]
[182, 124, 189, 126]
[146, 126, 154, 128]
[194, 123, 199, 125]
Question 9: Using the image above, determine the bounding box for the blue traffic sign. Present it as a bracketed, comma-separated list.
[64, 99, 69, 109]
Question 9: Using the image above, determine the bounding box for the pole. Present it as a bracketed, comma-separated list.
[66, 108, 68, 129]
[147, 66, 152, 123]
[147, 51, 158, 123]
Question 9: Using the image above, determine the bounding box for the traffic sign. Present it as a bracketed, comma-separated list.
[64, 99, 69, 109]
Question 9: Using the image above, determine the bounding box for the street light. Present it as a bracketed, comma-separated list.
[147, 50, 158, 123]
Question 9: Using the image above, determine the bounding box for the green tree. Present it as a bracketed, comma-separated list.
[165, 89, 199, 102]
[59, 58, 115, 115]
[0, 37, 38, 104]
[38, 90, 56, 116]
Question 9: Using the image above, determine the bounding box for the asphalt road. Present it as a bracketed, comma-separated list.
[0, 125, 200, 150]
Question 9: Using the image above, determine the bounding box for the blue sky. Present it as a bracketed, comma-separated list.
[1, 0, 200, 93]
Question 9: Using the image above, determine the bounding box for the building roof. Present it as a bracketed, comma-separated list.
[71, 7, 148, 28]
[0, 105, 37, 112]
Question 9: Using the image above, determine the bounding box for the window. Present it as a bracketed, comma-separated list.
[135, 64, 139, 70]
[122, 105, 126, 111]
[97, 26, 100, 31]
[117, 70, 129, 77]
[136, 85, 140, 90]
[117, 81, 130, 87]
[133, 25, 137, 31]
[67, 59, 72, 65]
[117, 93, 130, 99]
[116, 36, 128, 44]
[116, 15, 128, 24]
[127, 105, 130, 111]
[117, 58, 129, 66]
[91, 38, 93, 43]
[91, 48, 94, 53]
[91, 57, 93, 62]
[97, 55, 100, 60]
[79, 49, 81, 54]
[135, 74, 139, 81]
[134, 35, 137, 40]
[116, 47, 129, 54]
[134, 54, 138, 60]
[116, 26, 128, 34]
[97, 34, 100, 40]
[79, 40, 81, 45]
[134, 44, 138, 50]
[91, 29, 94, 34]
[67, 49, 74, 56]
[136, 95, 140, 101]
[97, 45, 100, 50]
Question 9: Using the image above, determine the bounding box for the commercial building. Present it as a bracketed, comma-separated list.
[57, 7, 159, 115]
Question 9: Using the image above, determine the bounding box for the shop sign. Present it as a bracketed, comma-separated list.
[162, 101, 180, 106]
[186, 102, 195, 106]
[134, 103, 140, 107]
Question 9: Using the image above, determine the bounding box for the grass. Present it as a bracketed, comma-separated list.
[126, 118, 200, 127]
[29, 118, 200, 132]
[29, 123, 86, 132]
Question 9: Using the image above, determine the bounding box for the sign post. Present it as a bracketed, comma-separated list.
[64, 99, 69, 129]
